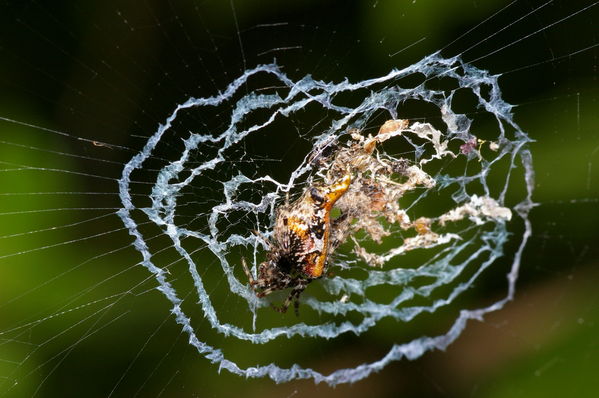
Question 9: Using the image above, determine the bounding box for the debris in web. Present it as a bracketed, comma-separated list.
[117, 52, 534, 385]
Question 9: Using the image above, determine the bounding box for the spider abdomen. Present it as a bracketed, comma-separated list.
[273, 174, 351, 278]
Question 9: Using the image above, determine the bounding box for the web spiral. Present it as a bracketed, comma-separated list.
[117, 53, 534, 385]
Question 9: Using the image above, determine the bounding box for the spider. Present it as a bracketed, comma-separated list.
[242, 172, 352, 315]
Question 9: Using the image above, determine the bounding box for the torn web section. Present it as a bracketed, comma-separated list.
[119, 53, 533, 384]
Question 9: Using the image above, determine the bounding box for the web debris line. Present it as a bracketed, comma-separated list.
[117, 53, 534, 385]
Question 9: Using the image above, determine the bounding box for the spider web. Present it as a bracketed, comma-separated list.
[117, 53, 533, 384]
[0, 1, 597, 396]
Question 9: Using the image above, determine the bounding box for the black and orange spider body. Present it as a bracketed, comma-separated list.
[243, 173, 351, 314]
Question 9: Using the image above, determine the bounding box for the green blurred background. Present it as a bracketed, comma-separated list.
[0, 0, 597, 397]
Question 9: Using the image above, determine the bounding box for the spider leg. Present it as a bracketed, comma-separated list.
[273, 282, 307, 315]
[252, 229, 273, 250]
[293, 293, 301, 317]
[292, 283, 307, 316]
[242, 258, 271, 294]
[254, 283, 283, 298]
[241, 257, 255, 284]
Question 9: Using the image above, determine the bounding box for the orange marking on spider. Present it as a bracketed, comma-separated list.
[242, 173, 351, 315]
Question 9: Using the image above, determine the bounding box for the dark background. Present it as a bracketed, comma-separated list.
[0, 1, 597, 397]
